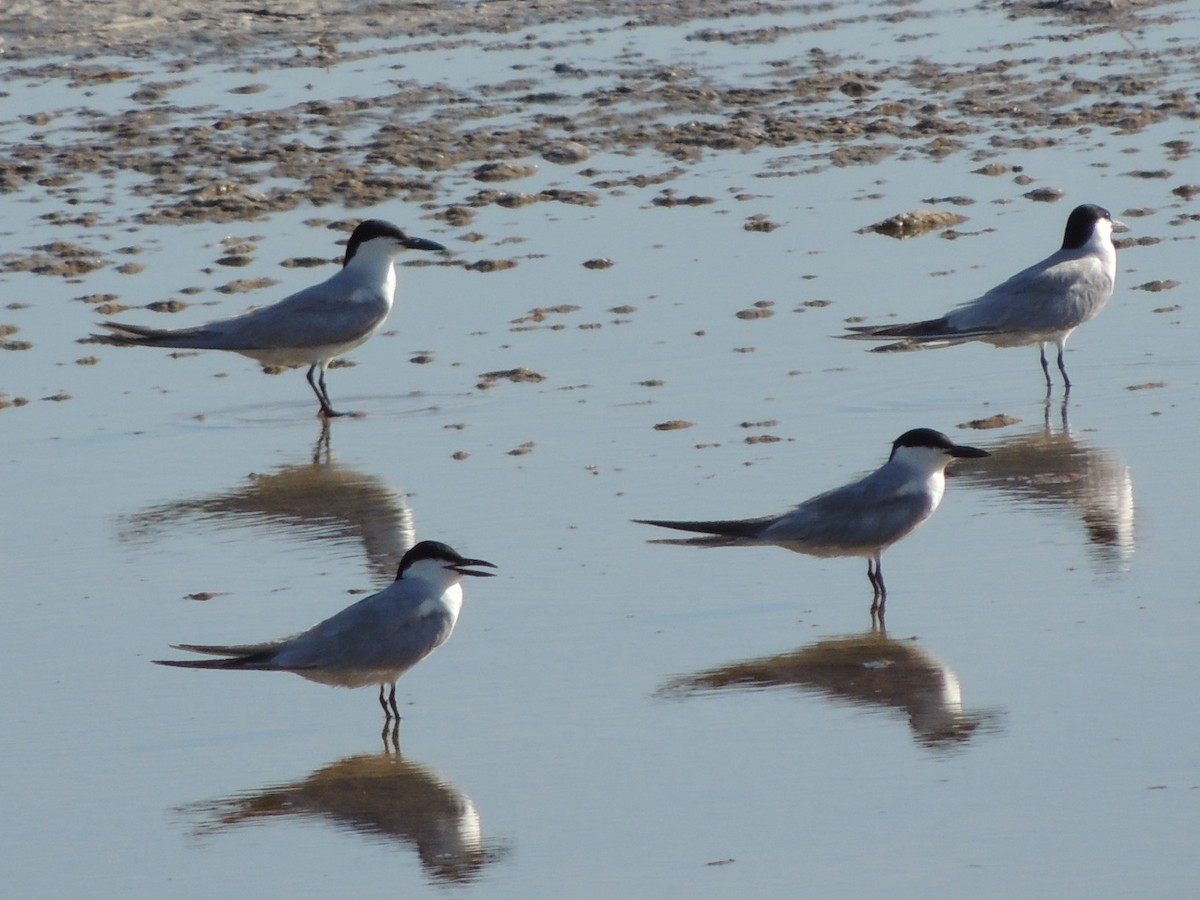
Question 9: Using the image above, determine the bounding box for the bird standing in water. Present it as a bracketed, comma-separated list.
[843, 204, 1121, 391]
[96, 219, 445, 417]
[154, 540, 496, 720]
[637, 428, 989, 616]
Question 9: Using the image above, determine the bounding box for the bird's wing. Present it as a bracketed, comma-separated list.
[843, 250, 1112, 346]
[841, 316, 984, 348]
[153, 637, 295, 670]
[98, 277, 389, 353]
[761, 472, 936, 553]
[169, 638, 292, 657]
[946, 252, 1112, 335]
[634, 515, 778, 546]
[269, 587, 456, 673]
[185, 279, 390, 351]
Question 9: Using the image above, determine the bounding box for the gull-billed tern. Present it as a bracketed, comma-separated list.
[154, 540, 496, 720]
[636, 428, 988, 615]
[842, 204, 1122, 390]
[96, 219, 445, 417]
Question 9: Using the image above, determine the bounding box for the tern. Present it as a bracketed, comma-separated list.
[96, 219, 445, 417]
[154, 540, 496, 720]
[636, 428, 988, 615]
[842, 204, 1121, 390]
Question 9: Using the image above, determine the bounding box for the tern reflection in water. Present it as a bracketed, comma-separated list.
[659, 629, 1002, 751]
[119, 427, 414, 583]
[176, 733, 509, 884]
[952, 402, 1135, 573]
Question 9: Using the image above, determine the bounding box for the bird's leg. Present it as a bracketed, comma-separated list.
[317, 366, 346, 417]
[386, 683, 401, 721]
[1038, 343, 1054, 394]
[867, 556, 885, 595]
[867, 555, 887, 618]
[378, 683, 391, 718]
[306, 363, 345, 418]
[1056, 341, 1072, 390]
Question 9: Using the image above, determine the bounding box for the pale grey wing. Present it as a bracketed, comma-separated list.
[171, 638, 293, 657]
[844, 250, 1113, 348]
[99, 276, 388, 353]
[272, 590, 455, 673]
[155, 637, 297, 669]
[947, 253, 1111, 335]
[194, 279, 390, 351]
[762, 475, 936, 554]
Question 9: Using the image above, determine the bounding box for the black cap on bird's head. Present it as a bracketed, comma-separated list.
[396, 540, 497, 580]
[1061, 204, 1113, 251]
[343, 219, 447, 266]
[889, 427, 990, 462]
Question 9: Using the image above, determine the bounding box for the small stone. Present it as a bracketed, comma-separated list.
[473, 161, 538, 182]
[541, 141, 590, 165]
[958, 414, 1020, 430]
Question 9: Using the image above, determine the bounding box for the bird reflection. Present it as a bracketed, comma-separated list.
[659, 629, 1001, 751]
[119, 425, 415, 582]
[176, 730, 509, 884]
[953, 401, 1135, 573]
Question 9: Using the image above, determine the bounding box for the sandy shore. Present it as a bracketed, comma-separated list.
[1, 0, 1191, 262]
[0, 0, 1150, 63]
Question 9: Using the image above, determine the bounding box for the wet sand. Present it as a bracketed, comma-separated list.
[3, 3, 1199, 898]
[2, 0, 1194, 242]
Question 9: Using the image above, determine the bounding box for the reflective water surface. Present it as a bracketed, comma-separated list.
[178, 728, 510, 884]
[660, 627, 1003, 752]
[2, 1, 1199, 897]
[119, 427, 417, 584]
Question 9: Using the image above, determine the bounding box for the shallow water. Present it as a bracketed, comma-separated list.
[3, 2, 1199, 897]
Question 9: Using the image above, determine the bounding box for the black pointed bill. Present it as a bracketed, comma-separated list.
[451, 558, 498, 577]
[950, 443, 990, 459]
[404, 236, 446, 252]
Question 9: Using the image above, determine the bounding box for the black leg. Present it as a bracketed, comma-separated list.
[306, 363, 345, 418]
[1056, 345, 1071, 390]
[377, 683, 390, 717]
[867, 555, 887, 618]
[1039, 343, 1053, 393]
[386, 683, 400, 721]
[867, 556, 887, 617]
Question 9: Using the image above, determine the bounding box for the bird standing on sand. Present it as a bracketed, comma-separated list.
[96, 219, 445, 417]
[636, 428, 988, 616]
[842, 204, 1122, 391]
[154, 540, 496, 720]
